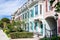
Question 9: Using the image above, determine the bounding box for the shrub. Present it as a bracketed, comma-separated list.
[3, 28, 10, 37]
[10, 32, 33, 39]
[3, 28, 10, 34]
[7, 24, 16, 32]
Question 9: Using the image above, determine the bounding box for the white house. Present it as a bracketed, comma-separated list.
[12, 0, 60, 38]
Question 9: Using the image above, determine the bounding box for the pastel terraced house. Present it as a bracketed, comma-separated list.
[12, 0, 60, 38]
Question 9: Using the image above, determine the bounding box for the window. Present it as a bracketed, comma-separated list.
[35, 5, 38, 15]
[35, 22, 37, 26]
[26, 13, 28, 18]
[40, 5, 42, 14]
[25, 13, 27, 19]
[27, 12, 29, 18]
[25, 24, 26, 30]
[27, 23, 29, 31]
[26, 23, 29, 31]
[23, 14, 24, 19]
[34, 22, 37, 29]
[49, 1, 52, 10]
[41, 24, 43, 33]
[40, 22, 43, 34]
[49, 6, 52, 10]
[30, 22, 33, 30]
[30, 9, 34, 17]
[21, 15, 23, 20]
[28, 12, 29, 18]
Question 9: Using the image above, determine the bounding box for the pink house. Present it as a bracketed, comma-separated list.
[44, 0, 60, 35]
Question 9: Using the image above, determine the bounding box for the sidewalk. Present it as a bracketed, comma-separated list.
[11, 38, 35, 40]
[0, 30, 10, 40]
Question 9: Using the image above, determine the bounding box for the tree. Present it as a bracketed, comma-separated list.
[1, 18, 10, 28]
[7, 20, 25, 32]
[13, 20, 25, 32]
[0, 20, 3, 28]
[50, 0, 55, 6]
[1, 18, 10, 23]
[55, 2, 60, 12]
[50, 0, 60, 12]
[7, 23, 16, 32]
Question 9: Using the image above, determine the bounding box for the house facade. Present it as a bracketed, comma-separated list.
[12, 0, 60, 37]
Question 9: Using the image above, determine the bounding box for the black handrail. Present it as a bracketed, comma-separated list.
[45, 27, 57, 40]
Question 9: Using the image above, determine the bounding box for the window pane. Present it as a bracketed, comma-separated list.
[30, 9, 34, 17]
[21, 15, 23, 20]
[40, 5, 42, 14]
[35, 5, 38, 15]
[25, 24, 26, 30]
[25, 13, 27, 19]
[40, 22, 43, 34]
[28, 12, 29, 18]
[30, 22, 33, 30]
[34, 22, 37, 29]
[23, 14, 24, 19]
[28, 23, 29, 31]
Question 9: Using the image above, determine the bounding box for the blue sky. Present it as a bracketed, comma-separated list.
[0, 0, 27, 19]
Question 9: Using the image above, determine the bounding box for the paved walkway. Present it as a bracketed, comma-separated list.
[0, 30, 10, 40]
[11, 38, 36, 40]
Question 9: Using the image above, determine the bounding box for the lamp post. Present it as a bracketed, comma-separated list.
[55, 13, 58, 21]
[54, 12, 58, 40]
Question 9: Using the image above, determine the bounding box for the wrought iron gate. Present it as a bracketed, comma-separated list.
[45, 27, 57, 40]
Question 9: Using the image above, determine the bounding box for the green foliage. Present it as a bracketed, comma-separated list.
[7, 23, 16, 32]
[55, 2, 60, 13]
[0, 20, 3, 28]
[50, 0, 60, 13]
[0, 18, 10, 28]
[3, 28, 10, 37]
[1, 18, 10, 23]
[6, 20, 25, 32]
[3, 28, 10, 34]
[50, 0, 55, 6]
[16, 26, 25, 32]
[1, 19, 26, 38]
[10, 32, 33, 39]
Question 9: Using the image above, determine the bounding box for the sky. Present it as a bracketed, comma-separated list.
[0, 0, 27, 19]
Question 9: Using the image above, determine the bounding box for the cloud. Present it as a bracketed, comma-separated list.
[0, 0, 27, 19]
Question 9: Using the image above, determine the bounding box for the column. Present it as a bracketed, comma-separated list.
[32, 21, 34, 32]
[28, 22, 30, 32]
